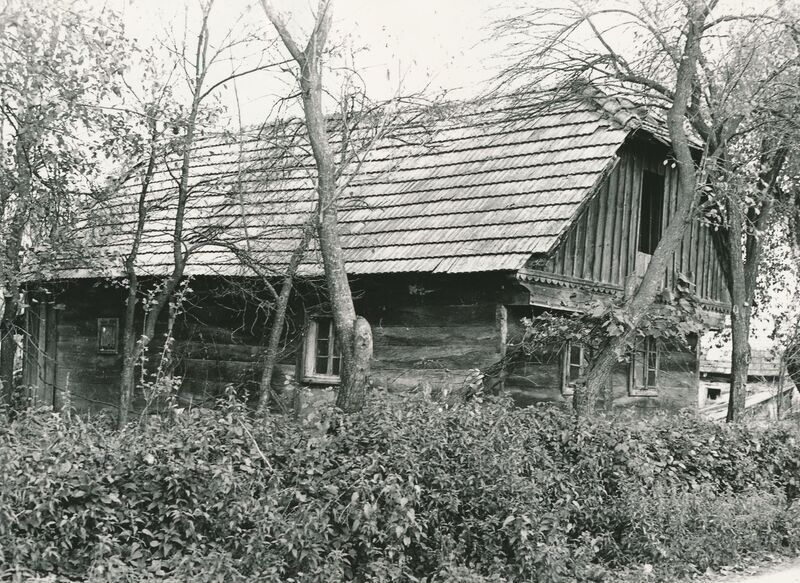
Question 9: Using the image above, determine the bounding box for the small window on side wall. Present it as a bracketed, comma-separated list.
[97, 318, 119, 354]
[629, 337, 659, 396]
[562, 341, 588, 396]
[300, 317, 342, 384]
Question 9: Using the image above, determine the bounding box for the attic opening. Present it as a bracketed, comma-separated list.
[638, 170, 665, 255]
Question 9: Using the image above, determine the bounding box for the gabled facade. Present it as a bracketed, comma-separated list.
[20, 94, 792, 416]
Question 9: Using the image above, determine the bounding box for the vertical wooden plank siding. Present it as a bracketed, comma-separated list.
[541, 145, 727, 304]
[624, 154, 639, 279]
[664, 162, 677, 289]
[565, 218, 575, 276]
[612, 159, 627, 283]
[591, 196, 601, 279]
[684, 221, 695, 286]
[669, 167, 680, 289]
[696, 218, 707, 298]
[44, 305, 58, 405]
[573, 207, 585, 277]
[600, 178, 615, 281]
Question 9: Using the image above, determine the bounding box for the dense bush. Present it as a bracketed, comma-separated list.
[1, 396, 799, 582]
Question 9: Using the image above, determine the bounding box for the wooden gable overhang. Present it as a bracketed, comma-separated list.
[514, 132, 727, 323]
[516, 266, 726, 326]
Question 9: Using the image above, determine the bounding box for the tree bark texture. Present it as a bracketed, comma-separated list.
[116, 7, 212, 427]
[118, 277, 139, 427]
[298, 64, 368, 411]
[717, 145, 787, 422]
[724, 200, 750, 422]
[583, 0, 710, 414]
[0, 299, 18, 409]
[1, 120, 33, 411]
[262, 0, 373, 412]
[257, 224, 314, 416]
[336, 316, 373, 412]
[572, 382, 595, 416]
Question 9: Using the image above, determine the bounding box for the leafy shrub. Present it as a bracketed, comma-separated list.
[1, 396, 799, 582]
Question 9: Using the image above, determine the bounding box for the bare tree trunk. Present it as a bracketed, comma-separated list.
[726, 148, 786, 422]
[118, 275, 139, 427]
[572, 381, 594, 416]
[582, 0, 710, 414]
[1, 122, 32, 412]
[257, 225, 314, 416]
[725, 197, 750, 421]
[261, 0, 373, 413]
[709, 142, 787, 423]
[727, 299, 750, 421]
[116, 5, 216, 427]
[0, 299, 17, 409]
[118, 115, 158, 429]
[299, 69, 372, 411]
[338, 316, 372, 411]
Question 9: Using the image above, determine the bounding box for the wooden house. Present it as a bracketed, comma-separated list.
[20, 94, 791, 415]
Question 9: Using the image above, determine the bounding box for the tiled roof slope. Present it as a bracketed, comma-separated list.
[62, 96, 633, 278]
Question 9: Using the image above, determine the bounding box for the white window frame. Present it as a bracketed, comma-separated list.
[300, 317, 342, 384]
[561, 341, 588, 396]
[629, 337, 659, 396]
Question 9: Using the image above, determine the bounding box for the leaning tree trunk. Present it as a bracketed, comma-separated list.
[295, 28, 373, 413]
[257, 223, 313, 416]
[582, 1, 708, 414]
[261, 0, 373, 412]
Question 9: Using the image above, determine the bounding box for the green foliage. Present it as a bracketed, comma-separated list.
[1, 397, 799, 582]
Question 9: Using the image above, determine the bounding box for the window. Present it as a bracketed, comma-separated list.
[97, 318, 119, 354]
[562, 341, 588, 396]
[638, 170, 665, 254]
[630, 337, 659, 396]
[301, 317, 342, 384]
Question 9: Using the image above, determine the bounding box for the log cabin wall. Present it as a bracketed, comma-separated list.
[502, 304, 700, 412]
[541, 139, 728, 304]
[22, 293, 59, 407]
[43, 273, 519, 413]
[53, 284, 126, 412]
[353, 273, 513, 393]
[49, 278, 300, 411]
[43, 271, 699, 414]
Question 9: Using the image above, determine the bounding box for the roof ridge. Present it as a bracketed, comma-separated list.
[576, 81, 645, 132]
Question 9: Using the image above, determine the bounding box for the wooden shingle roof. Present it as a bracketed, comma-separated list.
[62, 96, 636, 279]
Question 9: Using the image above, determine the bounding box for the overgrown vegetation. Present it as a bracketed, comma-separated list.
[1, 396, 799, 582]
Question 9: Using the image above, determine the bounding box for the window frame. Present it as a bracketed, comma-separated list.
[300, 317, 342, 385]
[629, 336, 660, 396]
[561, 341, 588, 396]
[97, 317, 119, 355]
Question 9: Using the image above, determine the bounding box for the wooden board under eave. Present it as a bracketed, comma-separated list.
[540, 141, 728, 305]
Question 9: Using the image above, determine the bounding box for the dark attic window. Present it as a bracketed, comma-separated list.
[97, 318, 119, 354]
[638, 170, 665, 255]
